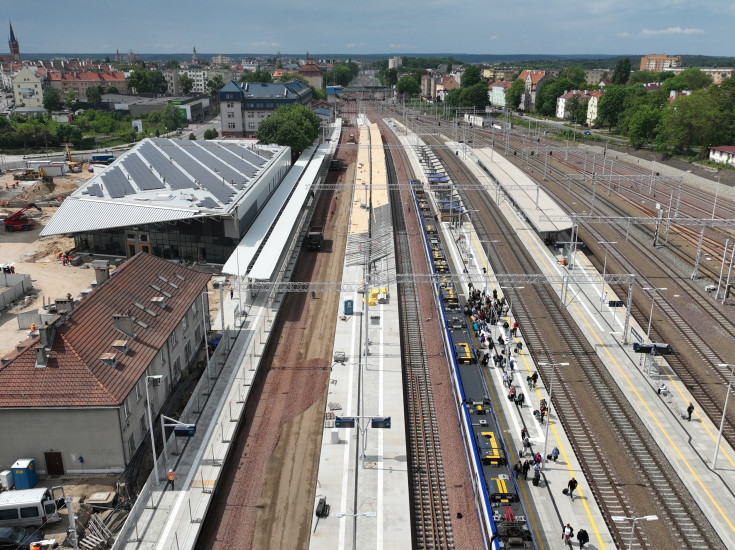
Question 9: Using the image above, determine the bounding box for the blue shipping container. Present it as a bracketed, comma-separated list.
[12, 458, 37, 490]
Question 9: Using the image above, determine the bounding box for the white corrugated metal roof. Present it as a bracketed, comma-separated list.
[248, 128, 339, 280]
[221, 145, 317, 276]
[0, 488, 49, 504]
[40, 198, 204, 236]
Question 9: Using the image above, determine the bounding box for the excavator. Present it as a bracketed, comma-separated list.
[3, 203, 42, 232]
[64, 145, 81, 173]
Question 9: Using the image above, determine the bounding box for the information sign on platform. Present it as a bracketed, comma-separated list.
[174, 424, 196, 438]
[371, 417, 392, 429]
[608, 300, 624, 308]
[335, 417, 356, 428]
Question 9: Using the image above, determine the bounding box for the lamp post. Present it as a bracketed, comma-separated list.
[598, 241, 617, 311]
[145, 375, 163, 485]
[201, 291, 214, 379]
[479, 239, 501, 294]
[335, 511, 377, 550]
[712, 362, 735, 470]
[643, 287, 667, 343]
[649, 155, 655, 194]
[538, 361, 569, 470]
[611, 515, 659, 550]
[712, 173, 721, 220]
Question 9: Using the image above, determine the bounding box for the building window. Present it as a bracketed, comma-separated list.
[173, 356, 181, 374]
[135, 380, 141, 401]
[228, 122, 236, 129]
[128, 435, 136, 455]
[248, 122, 256, 129]
[227, 102, 234, 108]
[123, 398, 130, 418]
[169, 329, 178, 346]
[140, 415, 147, 435]
[182, 317, 188, 331]
[185, 340, 192, 359]
[227, 112, 234, 118]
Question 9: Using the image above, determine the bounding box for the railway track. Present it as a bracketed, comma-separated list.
[425, 134, 723, 549]
[386, 143, 453, 549]
[488, 134, 735, 454]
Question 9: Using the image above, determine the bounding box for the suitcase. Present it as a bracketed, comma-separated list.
[533, 477, 540, 486]
[562, 488, 569, 495]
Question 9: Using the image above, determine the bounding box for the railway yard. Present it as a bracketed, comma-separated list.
[107, 95, 735, 550]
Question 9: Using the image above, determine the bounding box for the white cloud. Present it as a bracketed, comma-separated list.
[251, 41, 279, 48]
[490, 35, 498, 40]
[640, 26, 704, 37]
[388, 43, 414, 49]
[617, 31, 631, 38]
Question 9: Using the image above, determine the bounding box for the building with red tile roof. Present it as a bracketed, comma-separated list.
[555, 90, 592, 119]
[298, 59, 323, 89]
[46, 70, 128, 100]
[709, 146, 735, 167]
[518, 69, 549, 112]
[0, 253, 211, 473]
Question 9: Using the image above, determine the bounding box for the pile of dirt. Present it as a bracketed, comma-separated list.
[15, 179, 78, 203]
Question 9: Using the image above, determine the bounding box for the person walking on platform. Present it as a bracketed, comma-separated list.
[567, 477, 578, 501]
[562, 523, 574, 546]
[522, 459, 530, 480]
[532, 463, 541, 486]
[167, 469, 176, 491]
[513, 461, 522, 479]
[515, 392, 525, 408]
[576, 528, 589, 549]
[687, 402, 695, 421]
[551, 447, 560, 462]
[531, 372, 538, 389]
[521, 427, 528, 442]
[503, 372, 508, 387]
[511, 321, 518, 337]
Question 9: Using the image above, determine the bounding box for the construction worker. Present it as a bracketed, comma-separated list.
[167, 468, 176, 490]
[30, 323, 36, 332]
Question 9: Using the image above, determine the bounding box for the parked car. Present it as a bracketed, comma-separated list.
[583, 131, 591, 136]
[0, 526, 45, 549]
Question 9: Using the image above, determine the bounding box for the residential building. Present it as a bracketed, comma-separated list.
[555, 90, 592, 120]
[41, 138, 290, 264]
[298, 59, 323, 89]
[669, 66, 733, 83]
[219, 79, 312, 138]
[640, 54, 682, 72]
[584, 69, 608, 85]
[211, 55, 232, 66]
[388, 56, 402, 69]
[484, 67, 520, 82]
[518, 69, 548, 112]
[101, 94, 209, 122]
[488, 80, 512, 107]
[47, 70, 129, 100]
[586, 91, 604, 126]
[0, 253, 212, 473]
[12, 66, 45, 108]
[435, 75, 459, 101]
[709, 146, 735, 167]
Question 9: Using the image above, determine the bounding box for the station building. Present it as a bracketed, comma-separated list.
[219, 79, 312, 138]
[40, 138, 290, 264]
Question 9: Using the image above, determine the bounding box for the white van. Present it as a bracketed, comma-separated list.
[0, 487, 64, 528]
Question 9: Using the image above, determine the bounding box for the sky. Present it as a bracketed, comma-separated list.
[5, 0, 732, 57]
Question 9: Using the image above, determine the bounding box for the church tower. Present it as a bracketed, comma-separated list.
[192, 46, 198, 64]
[8, 22, 19, 62]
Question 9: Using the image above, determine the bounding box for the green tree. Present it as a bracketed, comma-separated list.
[535, 78, 575, 116]
[567, 96, 588, 124]
[203, 128, 219, 140]
[188, 132, 196, 140]
[459, 82, 490, 110]
[595, 84, 628, 129]
[240, 69, 273, 84]
[65, 90, 76, 106]
[254, 103, 320, 155]
[179, 74, 194, 94]
[461, 65, 482, 88]
[148, 71, 168, 94]
[207, 74, 226, 95]
[628, 70, 660, 85]
[106, 87, 119, 94]
[127, 68, 150, 93]
[86, 85, 104, 106]
[396, 75, 421, 96]
[611, 57, 631, 85]
[655, 89, 729, 156]
[165, 59, 180, 69]
[505, 79, 525, 110]
[162, 103, 182, 131]
[382, 68, 398, 87]
[663, 68, 713, 94]
[625, 104, 663, 147]
[42, 88, 62, 111]
[558, 67, 586, 87]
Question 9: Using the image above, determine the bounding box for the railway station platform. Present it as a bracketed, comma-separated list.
[450, 140, 735, 548]
[309, 119, 411, 549]
[388, 119, 617, 548]
[110, 133, 339, 550]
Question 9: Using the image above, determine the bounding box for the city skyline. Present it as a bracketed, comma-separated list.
[3, 0, 730, 57]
